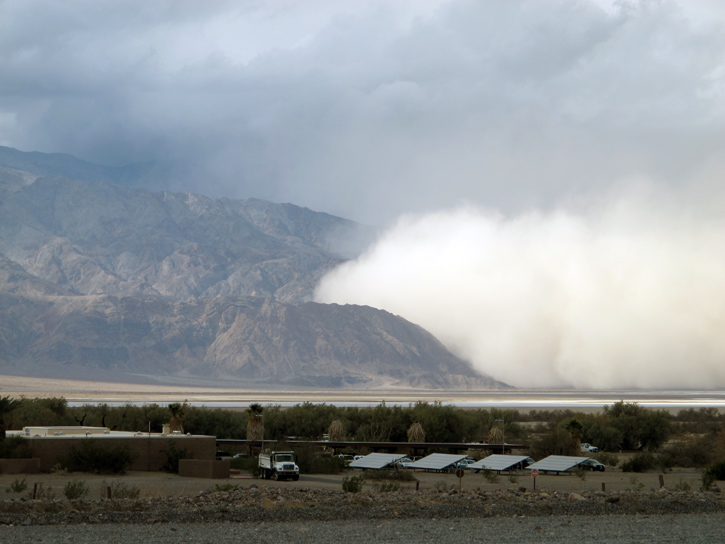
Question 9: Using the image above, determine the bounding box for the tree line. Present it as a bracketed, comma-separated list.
[2, 396, 723, 460]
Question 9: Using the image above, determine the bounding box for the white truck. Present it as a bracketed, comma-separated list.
[581, 443, 599, 453]
[258, 451, 300, 481]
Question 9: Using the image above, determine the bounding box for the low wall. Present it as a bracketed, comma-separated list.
[25, 436, 216, 472]
[179, 459, 230, 479]
[0, 458, 41, 474]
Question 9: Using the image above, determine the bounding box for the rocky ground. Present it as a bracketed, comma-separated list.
[1, 481, 723, 523]
[1, 469, 723, 542]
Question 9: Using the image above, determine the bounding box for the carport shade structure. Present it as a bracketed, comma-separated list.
[525, 455, 591, 474]
[349, 453, 407, 470]
[408, 453, 468, 472]
[469, 454, 531, 472]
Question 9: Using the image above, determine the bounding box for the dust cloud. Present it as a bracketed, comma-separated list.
[315, 184, 725, 388]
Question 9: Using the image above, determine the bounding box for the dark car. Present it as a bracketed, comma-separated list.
[580, 458, 605, 472]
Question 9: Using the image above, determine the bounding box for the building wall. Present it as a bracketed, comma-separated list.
[179, 459, 230, 479]
[0, 458, 41, 474]
[25, 435, 216, 472]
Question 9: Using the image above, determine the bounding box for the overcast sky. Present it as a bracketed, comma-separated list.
[1, 0, 723, 225]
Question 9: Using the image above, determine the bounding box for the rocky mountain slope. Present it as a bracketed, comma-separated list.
[0, 146, 507, 389]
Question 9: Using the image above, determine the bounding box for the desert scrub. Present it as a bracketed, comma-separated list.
[363, 469, 416, 482]
[213, 483, 239, 492]
[342, 475, 364, 493]
[674, 479, 691, 491]
[26, 482, 56, 500]
[374, 481, 401, 493]
[100, 480, 141, 499]
[621, 452, 656, 473]
[63, 480, 90, 500]
[482, 469, 499, 483]
[5, 476, 28, 493]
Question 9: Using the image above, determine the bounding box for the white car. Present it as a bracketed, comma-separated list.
[581, 443, 599, 453]
[395, 457, 415, 469]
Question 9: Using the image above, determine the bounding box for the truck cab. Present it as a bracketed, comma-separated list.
[258, 451, 300, 481]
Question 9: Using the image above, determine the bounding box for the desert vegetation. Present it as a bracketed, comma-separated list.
[1, 397, 725, 478]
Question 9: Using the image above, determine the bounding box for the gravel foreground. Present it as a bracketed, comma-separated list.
[1, 486, 725, 542]
[2, 515, 724, 544]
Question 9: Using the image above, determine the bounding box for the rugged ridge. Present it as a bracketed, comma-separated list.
[0, 146, 507, 389]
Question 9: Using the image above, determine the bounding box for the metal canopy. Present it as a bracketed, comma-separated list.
[409, 453, 467, 471]
[526, 455, 590, 473]
[349, 453, 407, 470]
[469, 454, 531, 472]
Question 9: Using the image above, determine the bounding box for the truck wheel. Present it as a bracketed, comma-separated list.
[271, 470, 279, 481]
[292, 475, 299, 481]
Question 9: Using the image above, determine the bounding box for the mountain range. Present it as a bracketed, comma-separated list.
[0, 145, 507, 389]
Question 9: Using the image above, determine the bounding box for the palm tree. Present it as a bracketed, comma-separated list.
[407, 422, 425, 443]
[328, 419, 346, 442]
[246, 403, 264, 454]
[167, 402, 187, 433]
[0, 396, 22, 441]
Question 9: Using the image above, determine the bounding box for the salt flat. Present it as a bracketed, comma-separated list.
[2, 374, 725, 411]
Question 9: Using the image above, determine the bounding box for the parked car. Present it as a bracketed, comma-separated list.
[580, 458, 605, 472]
[395, 457, 415, 469]
[456, 458, 476, 469]
[338, 454, 355, 465]
[581, 443, 599, 453]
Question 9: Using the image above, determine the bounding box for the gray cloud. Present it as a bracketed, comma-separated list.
[1, 0, 722, 224]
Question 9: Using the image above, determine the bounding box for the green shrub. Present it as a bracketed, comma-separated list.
[701, 471, 717, 491]
[342, 475, 364, 493]
[63, 480, 89, 500]
[62, 440, 137, 474]
[507, 474, 519, 484]
[593, 452, 619, 468]
[5, 477, 28, 493]
[621, 452, 656, 473]
[0, 435, 32, 458]
[230, 455, 261, 477]
[160, 440, 192, 473]
[704, 460, 725, 481]
[661, 436, 719, 468]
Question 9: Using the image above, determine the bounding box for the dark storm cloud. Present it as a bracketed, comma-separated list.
[3, 0, 725, 389]
[1, 0, 723, 225]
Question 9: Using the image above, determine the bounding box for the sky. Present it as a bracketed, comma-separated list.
[2, 0, 725, 388]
